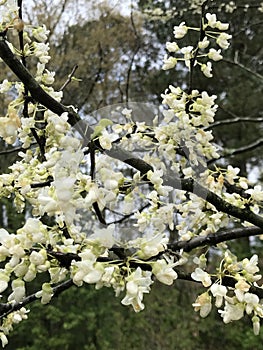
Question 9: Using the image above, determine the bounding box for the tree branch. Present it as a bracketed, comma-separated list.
[169, 226, 263, 252]
[175, 270, 263, 299]
[223, 58, 263, 81]
[0, 37, 80, 127]
[211, 137, 263, 162]
[0, 279, 74, 320]
[59, 64, 79, 91]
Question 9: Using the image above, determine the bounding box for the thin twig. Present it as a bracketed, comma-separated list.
[59, 64, 79, 91]
[223, 58, 263, 81]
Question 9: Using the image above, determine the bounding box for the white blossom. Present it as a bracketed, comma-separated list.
[191, 268, 212, 287]
[201, 62, 213, 78]
[162, 55, 177, 70]
[121, 267, 153, 312]
[208, 48, 223, 61]
[173, 22, 188, 39]
[216, 33, 232, 50]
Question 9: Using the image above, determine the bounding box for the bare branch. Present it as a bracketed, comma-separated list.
[207, 116, 263, 129]
[0, 279, 74, 320]
[212, 137, 263, 162]
[59, 64, 79, 91]
[169, 226, 263, 252]
[223, 58, 263, 81]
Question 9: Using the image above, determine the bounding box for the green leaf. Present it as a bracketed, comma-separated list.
[91, 118, 113, 139]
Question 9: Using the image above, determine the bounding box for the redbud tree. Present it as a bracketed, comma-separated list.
[0, 0, 263, 346]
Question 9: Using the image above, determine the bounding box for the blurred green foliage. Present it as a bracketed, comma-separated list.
[6, 280, 263, 350]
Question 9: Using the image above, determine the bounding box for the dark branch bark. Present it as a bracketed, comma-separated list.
[0, 38, 80, 126]
[169, 226, 263, 252]
[0, 279, 74, 320]
[223, 138, 263, 157]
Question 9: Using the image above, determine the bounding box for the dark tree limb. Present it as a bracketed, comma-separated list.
[169, 226, 263, 252]
[0, 279, 74, 320]
[0, 38, 80, 126]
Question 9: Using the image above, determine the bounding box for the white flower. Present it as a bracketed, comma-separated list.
[8, 279, 25, 302]
[152, 259, 178, 285]
[0, 333, 8, 348]
[0, 271, 9, 293]
[12, 307, 29, 324]
[239, 255, 261, 283]
[206, 13, 217, 28]
[121, 267, 153, 312]
[35, 283, 54, 304]
[219, 300, 244, 323]
[225, 2, 237, 13]
[0, 79, 11, 93]
[210, 283, 227, 307]
[33, 42, 51, 63]
[0, 228, 10, 244]
[225, 165, 240, 184]
[132, 233, 168, 259]
[29, 250, 47, 266]
[245, 185, 263, 202]
[0, 107, 21, 144]
[181, 46, 194, 68]
[173, 22, 188, 39]
[191, 267, 212, 287]
[122, 108, 132, 118]
[71, 250, 104, 286]
[88, 224, 116, 249]
[252, 316, 260, 335]
[198, 36, 210, 49]
[166, 42, 180, 52]
[208, 48, 223, 61]
[53, 176, 75, 202]
[201, 62, 213, 78]
[243, 292, 259, 314]
[193, 292, 212, 317]
[216, 33, 232, 50]
[99, 131, 112, 150]
[216, 21, 229, 31]
[32, 25, 50, 42]
[162, 55, 177, 70]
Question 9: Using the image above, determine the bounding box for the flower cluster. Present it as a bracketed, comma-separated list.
[159, 87, 219, 166]
[163, 12, 231, 78]
[192, 252, 263, 334]
[0, 0, 262, 346]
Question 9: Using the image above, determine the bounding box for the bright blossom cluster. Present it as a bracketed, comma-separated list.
[163, 12, 232, 78]
[0, 1, 263, 347]
[192, 252, 263, 335]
